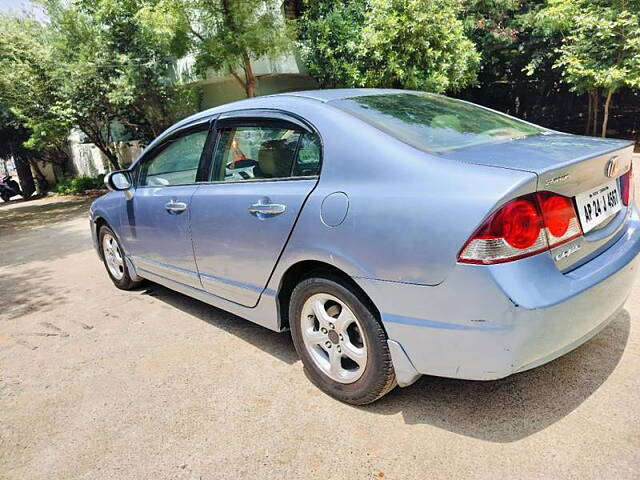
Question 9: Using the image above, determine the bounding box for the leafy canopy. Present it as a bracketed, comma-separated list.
[141, 0, 293, 96]
[298, 0, 479, 93]
[0, 1, 197, 170]
[555, 3, 640, 95]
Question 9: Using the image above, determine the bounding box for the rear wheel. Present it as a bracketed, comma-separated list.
[99, 226, 143, 290]
[289, 274, 396, 405]
[0, 192, 10, 202]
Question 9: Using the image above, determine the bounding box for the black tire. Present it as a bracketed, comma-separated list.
[0, 192, 10, 202]
[289, 273, 397, 405]
[98, 225, 144, 290]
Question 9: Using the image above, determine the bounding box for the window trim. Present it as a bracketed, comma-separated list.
[204, 110, 323, 186]
[135, 120, 214, 189]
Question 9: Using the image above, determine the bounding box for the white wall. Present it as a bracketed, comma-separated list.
[67, 130, 144, 176]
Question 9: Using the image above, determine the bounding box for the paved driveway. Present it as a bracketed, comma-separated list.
[1, 194, 639, 479]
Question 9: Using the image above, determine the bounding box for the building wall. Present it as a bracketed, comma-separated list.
[66, 130, 144, 177]
[199, 73, 317, 108]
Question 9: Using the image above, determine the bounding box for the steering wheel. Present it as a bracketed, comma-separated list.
[228, 159, 258, 169]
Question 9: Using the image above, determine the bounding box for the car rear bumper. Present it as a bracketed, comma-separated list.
[355, 209, 640, 383]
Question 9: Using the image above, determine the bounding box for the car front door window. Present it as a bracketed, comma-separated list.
[139, 129, 209, 187]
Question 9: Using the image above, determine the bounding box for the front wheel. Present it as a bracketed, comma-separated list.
[99, 226, 143, 290]
[289, 274, 397, 405]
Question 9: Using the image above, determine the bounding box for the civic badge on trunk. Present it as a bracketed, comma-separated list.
[606, 156, 619, 178]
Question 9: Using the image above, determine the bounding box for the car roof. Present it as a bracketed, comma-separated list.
[160, 89, 406, 139]
[272, 88, 408, 103]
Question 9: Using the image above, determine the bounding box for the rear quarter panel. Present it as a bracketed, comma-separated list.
[253, 97, 539, 286]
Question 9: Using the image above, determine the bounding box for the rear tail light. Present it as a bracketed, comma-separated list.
[620, 165, 633, 206]
[537, 192, 582, 248]
[458, 192, 583, 265]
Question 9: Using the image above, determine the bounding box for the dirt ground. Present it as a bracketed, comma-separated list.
[1, 193, 639, 479]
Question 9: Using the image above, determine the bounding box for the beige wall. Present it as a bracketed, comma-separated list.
[199, 73, 318, 108]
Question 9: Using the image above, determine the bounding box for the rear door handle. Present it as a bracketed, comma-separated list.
[165, 200, 188, 214]
[249, 203, 286, 216]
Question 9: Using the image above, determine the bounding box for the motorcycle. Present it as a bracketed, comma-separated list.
[0, 175, 22, 202]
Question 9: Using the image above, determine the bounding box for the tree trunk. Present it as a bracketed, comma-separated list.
[601, 90, 613, 138]
[585, 91, 593, 135]
[91, 140, 121, 171]
[14, 157, 36, 198]
[242, 52, 256, 98]
[104, 150, 122, 171]
[28, 158, 49, 194]
[592, 89, 599, 136]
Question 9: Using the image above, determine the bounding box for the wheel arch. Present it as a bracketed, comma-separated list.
[276, 260, 381, 331]
[94, 216, 109, 259]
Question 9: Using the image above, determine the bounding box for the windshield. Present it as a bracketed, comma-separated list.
[331, 93, 544, 153]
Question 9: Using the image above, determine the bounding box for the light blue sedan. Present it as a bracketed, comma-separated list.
[91, 89, 640, 404]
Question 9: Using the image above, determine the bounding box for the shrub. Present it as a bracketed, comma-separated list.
[54, 174, 105, 195]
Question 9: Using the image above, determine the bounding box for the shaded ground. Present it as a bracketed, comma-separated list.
[1, 194, 639, 479]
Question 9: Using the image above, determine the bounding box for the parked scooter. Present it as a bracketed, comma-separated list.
[0, 175, 22, 202]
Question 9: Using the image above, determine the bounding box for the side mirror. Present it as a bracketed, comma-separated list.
[105, 170, 134, 199]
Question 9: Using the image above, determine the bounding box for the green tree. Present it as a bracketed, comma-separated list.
[531, 0, 640, 137]
[0, 2, 197, 172]
[298, 0, 479, 93]
[44, 0, 197, 169]
[0, 15, 67, 191]
[297, 0, 368, 88]
[145, 0, 293, 98]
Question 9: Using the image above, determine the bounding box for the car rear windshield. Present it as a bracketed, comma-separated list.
[331, 93, 544, 153]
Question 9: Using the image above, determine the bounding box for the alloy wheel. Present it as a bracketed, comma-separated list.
[102, 233, 125, 280]
[300, 293, 368, 383]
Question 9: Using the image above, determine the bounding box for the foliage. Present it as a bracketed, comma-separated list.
[0, 1, 197, 173]
[0, 15, 69, 154]
[555, 4, 640, 93]
[42, 0, 198, 169]
[297, 0, 368, 88]
[529, 0, 640, 136]
[143, 0, 294, 97]
[298, 0, 479, 93]
[54, 174, 106, 195]
[362, 0, 480, 92]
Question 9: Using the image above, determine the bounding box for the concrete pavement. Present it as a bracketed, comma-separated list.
[1, 194, 639, 479]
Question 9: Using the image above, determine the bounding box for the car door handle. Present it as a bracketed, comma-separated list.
[249, 203, 286, 216]
[164, 200, 188, 213]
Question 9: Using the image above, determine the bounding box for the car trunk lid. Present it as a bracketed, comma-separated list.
[442, 133, 635, 271]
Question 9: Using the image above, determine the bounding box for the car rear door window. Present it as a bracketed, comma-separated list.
[211, 126, 320, 182]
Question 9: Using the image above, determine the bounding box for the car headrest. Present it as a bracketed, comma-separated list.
[258, 139, 295, 178]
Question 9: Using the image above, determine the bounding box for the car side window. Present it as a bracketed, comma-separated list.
[211, 126, 320, 182]
[139, 129, 209, 187]
[293, 132, 321, 177]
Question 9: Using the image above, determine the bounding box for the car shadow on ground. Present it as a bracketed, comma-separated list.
[138, 282, 630, 443]
[140, 284, 299, 365]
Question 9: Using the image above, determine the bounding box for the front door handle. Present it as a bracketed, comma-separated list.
[165, 200, 187, 214]
[249, 203, 286, 216]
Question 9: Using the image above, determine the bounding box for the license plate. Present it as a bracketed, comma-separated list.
[575, 180, 621, 233]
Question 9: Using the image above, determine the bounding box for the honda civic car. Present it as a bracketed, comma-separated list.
[90, 89, 639, 405]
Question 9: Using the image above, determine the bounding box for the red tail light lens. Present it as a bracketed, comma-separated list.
[490, 198, 542, 249]
[620, 166, 633, 206]
[458, 192, 583, 265]
[537, 193, 582, 247]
